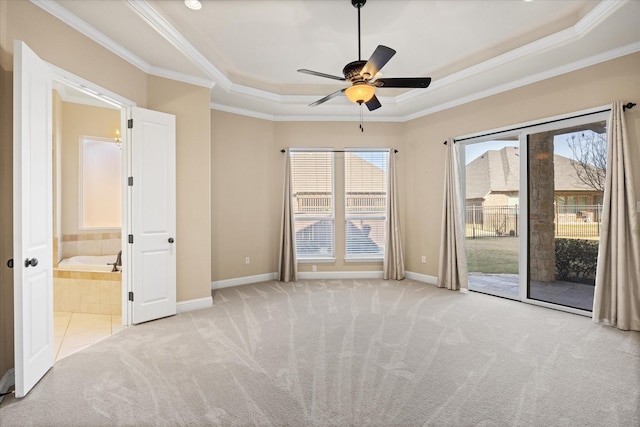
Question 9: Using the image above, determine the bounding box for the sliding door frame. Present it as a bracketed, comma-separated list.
[459, 106, 611, 316]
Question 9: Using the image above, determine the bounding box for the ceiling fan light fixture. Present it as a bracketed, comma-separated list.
[345, 83, 375, 104]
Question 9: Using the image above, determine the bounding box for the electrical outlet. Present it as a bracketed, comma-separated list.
[421, 255, 426, 264]
[245, 257, 250, 264]
[312, 265, 317, 272]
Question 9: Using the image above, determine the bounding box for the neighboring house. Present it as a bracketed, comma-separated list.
[465, 146, 604, 237]
[466, 146, 603, 209]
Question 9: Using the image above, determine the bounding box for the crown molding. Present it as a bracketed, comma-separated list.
[147, 65, 214, 89]
[125, 0, 226, 89]
[31, 0, 150, 72]
[396, 0, 625, 106]
[34, 0, 637, 123]
[402, 41, 640, 122]
[210, 103, 276, 122]
[210, 102, 404, 123]
[31, 0, 214, 89]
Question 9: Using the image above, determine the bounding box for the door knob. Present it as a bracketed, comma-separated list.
[24, 258, 38, 268]
[168, 238, 175, 244]
[7, 259, 13, 269]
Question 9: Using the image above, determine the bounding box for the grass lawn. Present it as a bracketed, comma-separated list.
[466, 237, 519, 274]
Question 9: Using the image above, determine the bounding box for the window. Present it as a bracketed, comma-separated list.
[290, 151, 334, 258]
[345, 151, 388, 259]
[80, 137, 121, 229]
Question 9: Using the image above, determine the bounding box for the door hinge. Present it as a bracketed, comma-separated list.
[128, 176, 133, 186]
[127, 119, 133, 129]
[128, 291, 134, 301]
[128, 234, 134, 244]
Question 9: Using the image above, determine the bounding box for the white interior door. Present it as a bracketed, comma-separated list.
[129, 107, 177, 324]
[13, 40, 54, 398]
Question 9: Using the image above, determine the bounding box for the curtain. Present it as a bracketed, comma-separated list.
[383, 151, 405, 280]
[593, 101, 640, 331]
[278, 149, 297, 282]
[437, 139, 468, 291]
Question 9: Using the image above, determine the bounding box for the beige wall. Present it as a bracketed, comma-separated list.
[0, 0, 213, 376]
[275, 121, 406, 275]
[403, 51, 640, 276]
[211, 52, 640, 282]
[211, 112, 278, 281]
[210, 116, 405, 281]
[60, 102, 121, 236]
[0, 0, 147, 105]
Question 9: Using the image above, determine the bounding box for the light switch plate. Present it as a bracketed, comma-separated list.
[637, 201, 640, 213]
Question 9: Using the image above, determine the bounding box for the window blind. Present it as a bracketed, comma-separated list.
[345, 151, 388, 258]
[290, 151, 334, 258]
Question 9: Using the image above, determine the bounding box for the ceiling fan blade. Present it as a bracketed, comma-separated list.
[374, 77, 432, 88]
[360, 45, 396, 79]
[298, 69, 346, 82]
[365, 94, 382, 111]
[309, 88, 347, 106]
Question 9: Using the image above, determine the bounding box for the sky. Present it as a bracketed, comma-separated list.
[354, 151, 388, 170]
[463, 130, 603, 165]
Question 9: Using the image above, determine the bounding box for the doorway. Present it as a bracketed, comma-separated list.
[51, 82, 126, 361]
[465, 138, 520, 300]
[461, 108, 610, 315]
[14, 41, 177, 397]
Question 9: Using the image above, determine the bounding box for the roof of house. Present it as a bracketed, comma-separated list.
[465, 146, 600, 200]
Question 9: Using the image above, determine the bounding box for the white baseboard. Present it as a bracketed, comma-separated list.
[211, 271, 440, 290]
[211, 273, 278, 290]
[298, 271, 384, 280]
[405, 271, 438, 285]
[176, 296, 213, 313]
[0, 368, 14, 403]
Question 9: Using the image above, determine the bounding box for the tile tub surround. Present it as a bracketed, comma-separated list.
[53, 271, 122, 316]
[60, 232, 121, 260]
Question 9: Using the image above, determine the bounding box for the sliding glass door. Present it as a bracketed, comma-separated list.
[526, 121, 606, 311]
[462, 108, 610, 315]
[465, 138, 520, 299]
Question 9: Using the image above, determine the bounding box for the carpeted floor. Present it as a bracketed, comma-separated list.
[1, 279, 638, 426]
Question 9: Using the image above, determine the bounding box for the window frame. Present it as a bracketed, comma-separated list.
[79, 135, 122, 230]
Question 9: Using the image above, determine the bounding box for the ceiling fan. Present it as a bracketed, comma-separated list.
[298, 0, 432, 111]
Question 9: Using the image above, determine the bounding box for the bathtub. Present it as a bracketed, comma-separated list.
[58, 254, 119, 272]
[54, 254, 122, 315]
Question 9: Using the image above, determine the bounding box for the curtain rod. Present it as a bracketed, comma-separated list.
[444, 102, 636, 145]
[281, 149, 398, 153]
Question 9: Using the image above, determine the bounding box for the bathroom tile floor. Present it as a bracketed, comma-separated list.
[54, 312, 125, 362]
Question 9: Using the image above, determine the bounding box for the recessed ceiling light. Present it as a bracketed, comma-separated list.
[184, 0, 202, 11]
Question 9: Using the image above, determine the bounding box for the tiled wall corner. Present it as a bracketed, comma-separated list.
[60, 232, 122, 259]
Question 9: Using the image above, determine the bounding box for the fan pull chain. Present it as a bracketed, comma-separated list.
[359, 102, 364, 132]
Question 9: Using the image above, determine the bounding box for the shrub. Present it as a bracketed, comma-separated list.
[555, 238, 599, 284]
